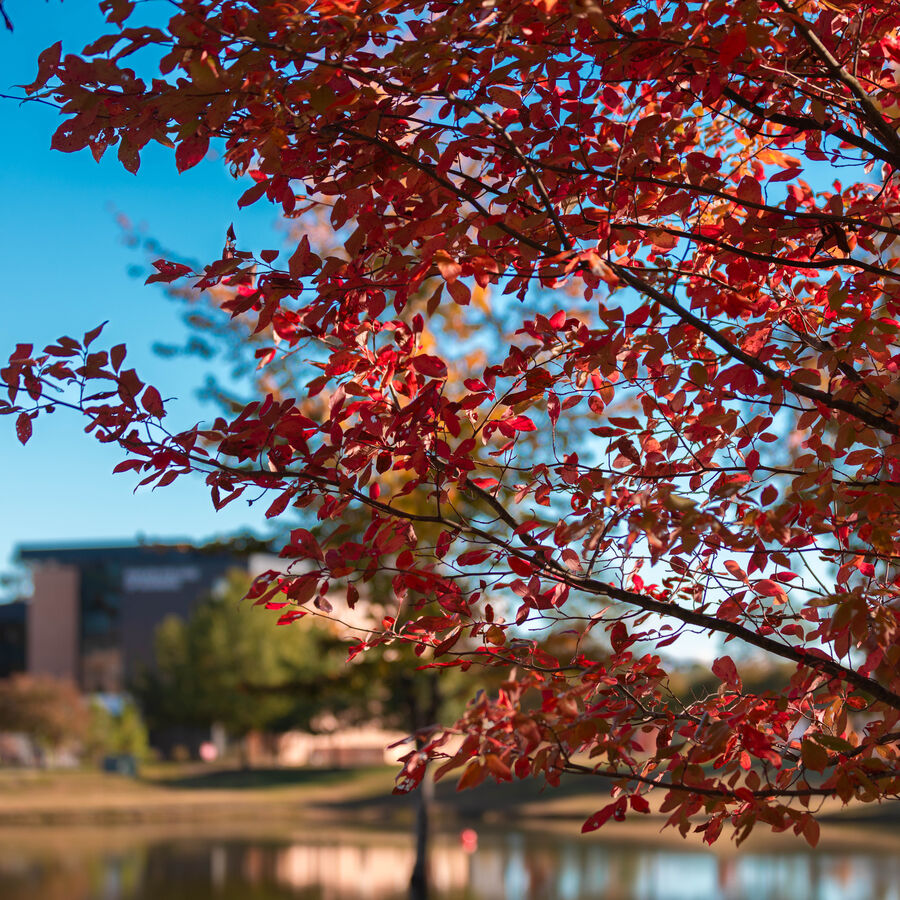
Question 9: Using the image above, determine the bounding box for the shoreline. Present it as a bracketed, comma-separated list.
[0, 764, 896, 853]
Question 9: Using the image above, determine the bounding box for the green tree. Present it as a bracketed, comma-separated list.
[86, 697, 150, 762]
[135, 571, 351, 741]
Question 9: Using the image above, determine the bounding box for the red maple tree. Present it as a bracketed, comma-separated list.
[5, 0, 900, 844]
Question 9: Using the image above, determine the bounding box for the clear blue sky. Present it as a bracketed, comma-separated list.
[0, 2, 281, 581]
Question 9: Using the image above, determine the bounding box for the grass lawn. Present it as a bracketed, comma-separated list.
[0, 761, 896, 845]
[0, 763, 399, 825]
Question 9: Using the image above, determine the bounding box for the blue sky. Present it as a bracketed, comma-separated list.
[1, 2, 281, 580]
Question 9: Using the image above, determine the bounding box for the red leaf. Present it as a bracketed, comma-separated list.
[647, 229, 677, 251]
[712, 655, 742, 690]
[155, 470, 179, 488]
[741, 324, 772, 356]
[719, 26, 746, 67]
[83, 321, 107, 347]
[141, 385, 164, 417]
[238, 179, 268, 208]
[23, 41, 61, 93]
[457, 549, 491, 566]
[175, 135, 210, 172]
[506, 415, 536, 432]
[582, 800, 619, 833]
[547, 390, 560, 425]
[110, 344, 126, 372]
[277, 610, 308, 625]
[735, 174, 762, 207]
[15, 413, 32, 446]
[802, 816, 820, 848]
[11, 343, 34, 361]
[745, 449, 759, 474]
[434, 251, 461, 282]
[629, 794, 651, 814]
[448, 279, 471, 305]
[103, 0, 136, 25]
[801, 738, 829, 773]
[118, 139, 140, 174]
[412, 355, 447, 378]
[457, 761, 487, 791]
[753, 579, 785, 598]
[266, 489, 295, 518]
[610, 621, 628, 652]
[769, 166, 802, 183]
[485, 753, 512, 781]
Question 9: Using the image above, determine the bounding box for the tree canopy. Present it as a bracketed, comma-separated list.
[135, 572, 352, 737]
[5, 0, 900, 844]
[0, 675, 88, 757]
[135, 569, 467, 740]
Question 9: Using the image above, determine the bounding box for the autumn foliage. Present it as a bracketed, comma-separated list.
[6, 0, 900, 844]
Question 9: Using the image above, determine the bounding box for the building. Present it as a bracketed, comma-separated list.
[18, 542, 273, 693]
[15, 540, 413, 767]
[0, 601, 26, 678]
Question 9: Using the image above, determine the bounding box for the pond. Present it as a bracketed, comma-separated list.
[0, 820, 896, 900]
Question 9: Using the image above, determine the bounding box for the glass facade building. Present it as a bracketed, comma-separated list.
[19, 544, 265, 692]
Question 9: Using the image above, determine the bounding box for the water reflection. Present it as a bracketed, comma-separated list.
[0, 825, 897, 899]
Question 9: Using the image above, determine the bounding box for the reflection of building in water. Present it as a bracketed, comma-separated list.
[469, 845, 505, 897]
[269, 836, 900, 900]
[274, 840, 468, 896]
[464, 834, 900, 900]
[469, 839, 615, 900]
[1, 830, 900, 899]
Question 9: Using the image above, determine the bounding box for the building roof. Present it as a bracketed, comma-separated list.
[16, 538, 269, 566]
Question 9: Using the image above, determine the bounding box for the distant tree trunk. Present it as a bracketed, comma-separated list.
[408, 673, 441, 900]
[239, 731, 255, 770]
[409, 760, 433, 900]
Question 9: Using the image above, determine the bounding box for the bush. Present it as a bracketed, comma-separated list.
[86, 696, 150, 763]
[0, 675, 88, 761]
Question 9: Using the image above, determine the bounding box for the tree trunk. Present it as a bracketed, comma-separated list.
[408, 672, 441, 900]
[409, 767, 432, 900]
